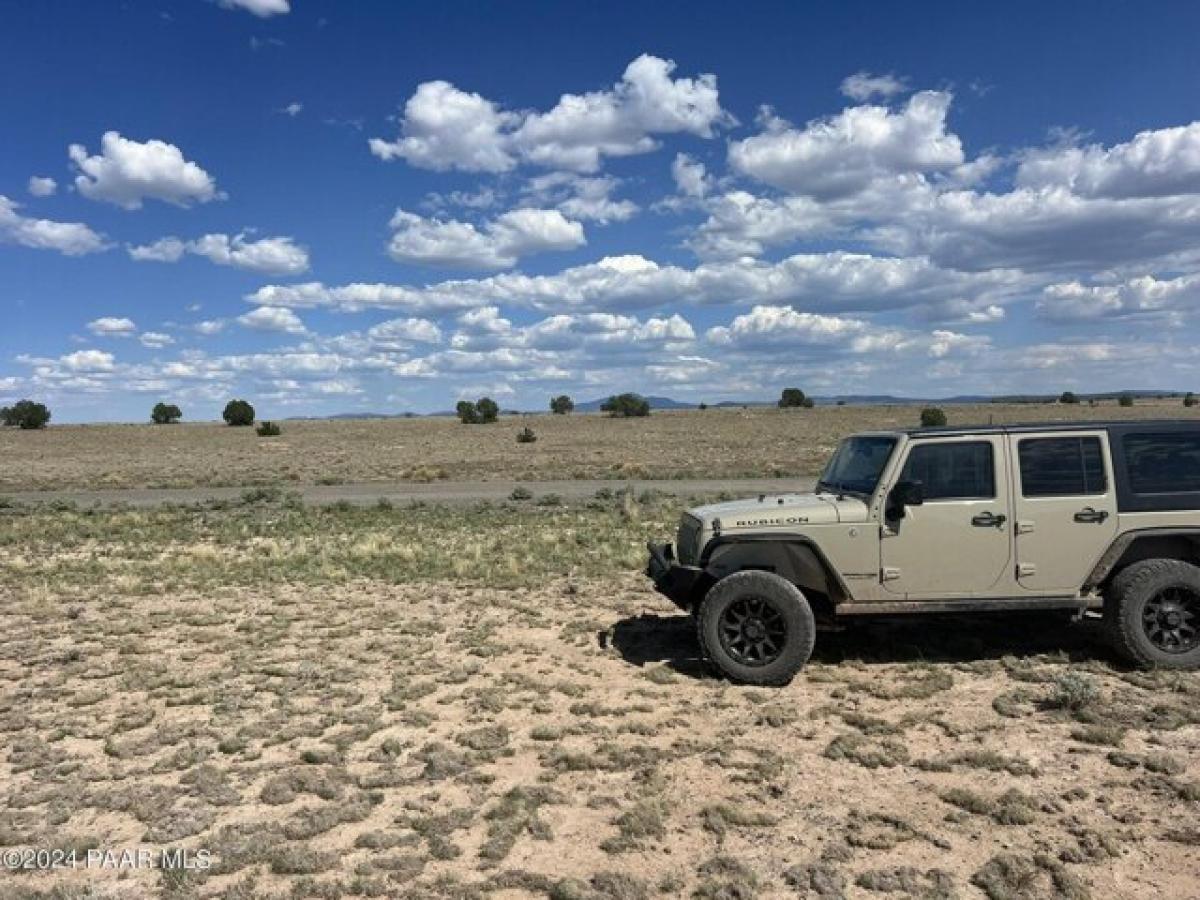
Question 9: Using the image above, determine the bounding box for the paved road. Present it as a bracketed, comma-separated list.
[0, 477, 818, 508]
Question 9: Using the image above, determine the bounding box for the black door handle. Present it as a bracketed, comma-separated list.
[1074, 507, 1110, 524]
[971, 512, 1007, 528]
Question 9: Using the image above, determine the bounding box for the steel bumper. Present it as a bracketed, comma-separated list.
[645, 541, 706, 611]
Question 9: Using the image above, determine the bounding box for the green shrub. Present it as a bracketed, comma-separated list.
[1059, 391, 1079, 404]
[601, 393, 650, 418]
[510, 486, 533, 501]
[1048, 672, 1099, 712]
[455, 400, 479, 424]
[1, 399, 51, 429]
[256, 420, 282, 437]
[223, 399, 255, 427]
[151, 402, 182, 424]
[477, 397, 499, 423]
[457, 397, 500, 424]
[1185, 392, 1198, 408]
[549, 395, 574, 415]
[920, 407, 947, 427]
[1118, 393, 1134, 407]
[779, 387, 812, 408]
[516, 427, 537, 443]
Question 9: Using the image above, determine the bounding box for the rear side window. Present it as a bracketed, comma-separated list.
[1123, 433, 1200, 494]
[900, 441, 995, 500]
[1018, 437, 1106, 496]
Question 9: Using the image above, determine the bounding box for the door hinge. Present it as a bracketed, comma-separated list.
[1016, 562, 1037, 578]
[1015, 520, 1035, 535]
[881, 567, 901, 582]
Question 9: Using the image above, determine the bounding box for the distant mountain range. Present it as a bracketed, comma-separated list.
[290, 389, 1189, 421]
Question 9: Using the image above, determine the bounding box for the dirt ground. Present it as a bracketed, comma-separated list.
[1, 444, 1197, 900]
[3, 401, 1197, 491]
[2, 566, 1198, 899]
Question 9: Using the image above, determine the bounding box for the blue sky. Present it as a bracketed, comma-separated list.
[4, 0, 1200, 422]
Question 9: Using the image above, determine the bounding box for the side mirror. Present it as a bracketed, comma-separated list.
[887, 480, 924, 518]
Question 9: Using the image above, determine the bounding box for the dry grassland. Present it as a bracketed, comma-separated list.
[3, 401, 1197, 492]
[2, 494, 1198, 899]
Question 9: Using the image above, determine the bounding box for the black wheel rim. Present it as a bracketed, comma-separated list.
[718, 595, 788, 667]
[1142, 586, 1200, 654]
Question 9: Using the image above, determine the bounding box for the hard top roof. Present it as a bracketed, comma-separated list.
[900, 419, 1200, 439]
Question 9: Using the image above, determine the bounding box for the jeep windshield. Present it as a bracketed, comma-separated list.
[815, 435, 897, 498]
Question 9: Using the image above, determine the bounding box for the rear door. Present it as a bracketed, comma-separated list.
[880, 436, 1013, 597]
[1009, 432, 1118, 592]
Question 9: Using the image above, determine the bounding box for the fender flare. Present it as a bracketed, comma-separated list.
[699, 533, 854, 604]
[1084, 526, 1200, 591]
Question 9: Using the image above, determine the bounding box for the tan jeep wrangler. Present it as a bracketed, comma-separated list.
[647, 420, 1200, 684]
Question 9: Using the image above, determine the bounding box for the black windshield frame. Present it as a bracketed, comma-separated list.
[816, 435, 898, 498]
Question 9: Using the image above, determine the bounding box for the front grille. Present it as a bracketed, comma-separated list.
[676, 514, 703, 565]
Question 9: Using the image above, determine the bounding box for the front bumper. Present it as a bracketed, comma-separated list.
[646, 541, 707, 611]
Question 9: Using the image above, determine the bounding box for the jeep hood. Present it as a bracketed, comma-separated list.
[689, 491, 869, 529]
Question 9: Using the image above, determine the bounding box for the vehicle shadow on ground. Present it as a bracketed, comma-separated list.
[605, 611, 1119, 680]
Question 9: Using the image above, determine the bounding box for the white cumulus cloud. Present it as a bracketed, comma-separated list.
[387, 207, 585, 269]
[129, 233, 309, 275]
[369, 80, 519, 173]
[139, 332, 175, 349]
[729, 92, 963, 199]
[840, 71, 909, 102]
[27, 176, 57, 197]
[522, 173, 639, 224]
[218, 0, 290, 16]
[69, 132, 220, 209]
[87, 317, 138, 337]
[370, 54, 731, 174]
[238, 306, 308, 334]
[1037, 273, 1200, 322]
[1016, 122, 1200, 199]
[0, 195, 107, 256]
[60, 350, 116, 372]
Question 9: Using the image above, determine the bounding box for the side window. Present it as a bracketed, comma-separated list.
[900, 441, 995, 501]
[1018, 437, 1107, 496]
[1123, 433, 1200, 494]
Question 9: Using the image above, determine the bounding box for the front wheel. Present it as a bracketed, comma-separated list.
[697, 571, 815, 685]
[1106, 559, 1200, 670]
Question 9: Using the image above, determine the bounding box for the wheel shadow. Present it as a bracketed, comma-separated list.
[605, 610, 1117, 680]
[601, 614, 709, 679]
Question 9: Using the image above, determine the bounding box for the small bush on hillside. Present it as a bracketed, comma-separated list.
[223, 399, 255, 427]
[151, 402, 182, 424]
[1185, 392, 1198, 408]
[1, 400, 51, 429]
[516, 427, 537, 443]
[256, 421, 282, 437]
[920, 407, 948, 427]
[601, 393, 650, 418]
[1118, 393, 1134, 407]
[1059, 391, 1079, 405]
[550, 395, 574, 415]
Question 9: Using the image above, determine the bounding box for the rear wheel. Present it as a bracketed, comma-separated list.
[1106, 559, 1200, 670]
[697, 570, 814, 685]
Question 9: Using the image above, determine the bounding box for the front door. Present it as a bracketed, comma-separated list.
[880, 436, 1013, 597]
[1009, 432, 1118, 592]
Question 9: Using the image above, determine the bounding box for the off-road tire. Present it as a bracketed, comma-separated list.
[697, 570, 815, 686]
[1105, 559, 1200, 670]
